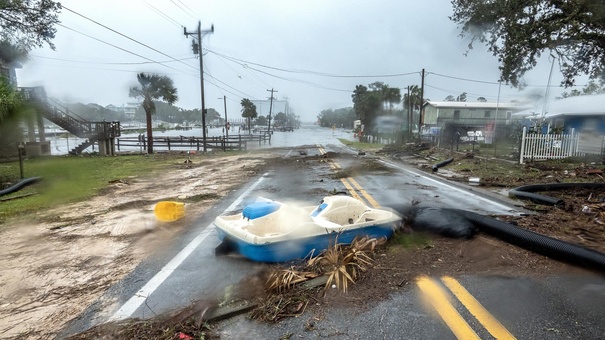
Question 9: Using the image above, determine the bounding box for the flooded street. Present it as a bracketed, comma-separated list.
[48, 124, 357, 155]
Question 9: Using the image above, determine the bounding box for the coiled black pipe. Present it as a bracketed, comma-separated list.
[0, 177, 41, 197]
[432, 157, 454, 172]
[509, 182, 605, 206]
[448, 209, 605, 272]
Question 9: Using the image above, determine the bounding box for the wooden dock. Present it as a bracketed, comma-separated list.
[116, 133, 271, 152]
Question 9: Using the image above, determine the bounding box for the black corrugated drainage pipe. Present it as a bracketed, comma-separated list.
[448, 209, 605, 273]
[509, 182, 605, 206]
[0, 177, 41, 197]
[431, 157, 454, 172]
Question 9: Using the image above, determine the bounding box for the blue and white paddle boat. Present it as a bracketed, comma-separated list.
[214, 196, 401, 262]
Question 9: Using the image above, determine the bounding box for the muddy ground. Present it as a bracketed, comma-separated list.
[0, 152, 275, 339]
[2, 147, 605, 339]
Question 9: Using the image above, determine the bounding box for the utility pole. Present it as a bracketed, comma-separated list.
[267, 88, 277, 132]
[406, 86, 411, 140]
[223, 95, 228, 139]
[219, 96, 228, 139]
[419, 68, 425, 139]
[184, 21, 214, 151]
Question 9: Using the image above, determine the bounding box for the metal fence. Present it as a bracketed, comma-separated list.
[519, 127, 605, 163]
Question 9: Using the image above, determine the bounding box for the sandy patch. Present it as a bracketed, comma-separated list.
[0, 152, 275, 339]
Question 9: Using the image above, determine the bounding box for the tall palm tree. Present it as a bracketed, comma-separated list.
[129, 73, 177, 154]
[384, 87, 401, 114]
[240, 98, 257, 134]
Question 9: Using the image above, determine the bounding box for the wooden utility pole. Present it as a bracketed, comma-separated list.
[184, 21, 214, 151]
[220, 95, 228, 139]
[407, 86, 411, 140]
[419, 68, 425, 138]
[267, 88, 277, 132]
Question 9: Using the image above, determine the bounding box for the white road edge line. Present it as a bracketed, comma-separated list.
[383, 160, 517, 213]
[109, 172, 269, 321]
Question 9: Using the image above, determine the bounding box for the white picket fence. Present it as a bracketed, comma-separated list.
[519, 127, 605, 163]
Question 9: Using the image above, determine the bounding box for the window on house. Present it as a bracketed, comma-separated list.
[453, 110, 460, 120]
[506, 111, 512, 119]
[484, 110, 491, 118]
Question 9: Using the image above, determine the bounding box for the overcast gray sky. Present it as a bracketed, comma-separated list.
[17, 0, 579, 122]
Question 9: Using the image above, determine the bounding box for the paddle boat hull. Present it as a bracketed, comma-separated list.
[214, 196, 401, 263]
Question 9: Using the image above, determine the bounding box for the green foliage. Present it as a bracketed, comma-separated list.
[273, 112, 287, 126]
[129, 73, 178, 153]
[390, 232, 430, 249]
[451, 0, 605, 87]
[0, 0, 61, 50]
[0, 40, 29, 64]
[403, 85, 422, 111]
[0, 155, 171, 224]
[254, 115, 268, 126]
[317, 107, 356, 128]
[557, 80, 605, 99]
[240, 98, 257, 119]
[337, 138, 384, 151]
[351, 84, 381, 129]
[0, 76, 24, 122]
[206, 107, 221, 122]
[240, 98, 257, 131]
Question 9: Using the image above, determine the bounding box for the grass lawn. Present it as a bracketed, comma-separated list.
[0, 155, 175, 224]
[338, 138, 385, 152]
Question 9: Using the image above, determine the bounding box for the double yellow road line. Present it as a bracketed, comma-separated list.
[315, 144, 515, 339]
[417, 276, 516, 339]
[317, 144, 380, 208]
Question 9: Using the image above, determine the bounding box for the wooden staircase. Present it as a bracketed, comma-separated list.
[20, 87, 121, 155]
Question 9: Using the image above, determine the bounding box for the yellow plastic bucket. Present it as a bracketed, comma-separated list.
[154, 201, 185, 222]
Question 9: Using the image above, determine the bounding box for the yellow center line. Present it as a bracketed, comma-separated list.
[442, 276, 516, 340]
[416, 276, 480, 340]
[347, 177, 381, 208]
[316, 144, 326, 155]
[331, 161, 342, 169]
[340, 178, 363, 201]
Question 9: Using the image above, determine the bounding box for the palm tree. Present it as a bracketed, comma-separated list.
[240, 98, 257, 134]
[384, 87, 401, 114]
[129, 73, 177, 154]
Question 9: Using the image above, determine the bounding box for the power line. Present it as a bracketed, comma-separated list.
[62, 5, 197, 72]
[176, 0, 198, 18]
[427, 71, 587, 88]
[208, 49, 420, 78]
[170, 0, 196, 20]
[144, 1, 182, 28]
[424, 83, 514, 101]
[213, 52, 267, 90]
[56, 23, 183, 73]
[210, 52, 351, 92]
[204, 63, 255, 99]
[427, 72, 501, 85]
[30, 54, 196, 65]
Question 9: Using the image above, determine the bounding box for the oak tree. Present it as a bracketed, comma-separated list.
[451, 0, 605, 87]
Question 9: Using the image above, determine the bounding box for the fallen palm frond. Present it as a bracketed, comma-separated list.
[252, 236, 386, 322]
[265, 267, 318, 294]
[307, 236, 386, 293]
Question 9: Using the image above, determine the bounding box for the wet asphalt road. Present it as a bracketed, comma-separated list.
[63, 125, 605, 339]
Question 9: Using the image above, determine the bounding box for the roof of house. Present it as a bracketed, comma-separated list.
[513, 93, 605, 119]
[424, 101, 525, 109]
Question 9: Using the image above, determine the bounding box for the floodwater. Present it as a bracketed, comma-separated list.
[47, 125, 357, 155]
